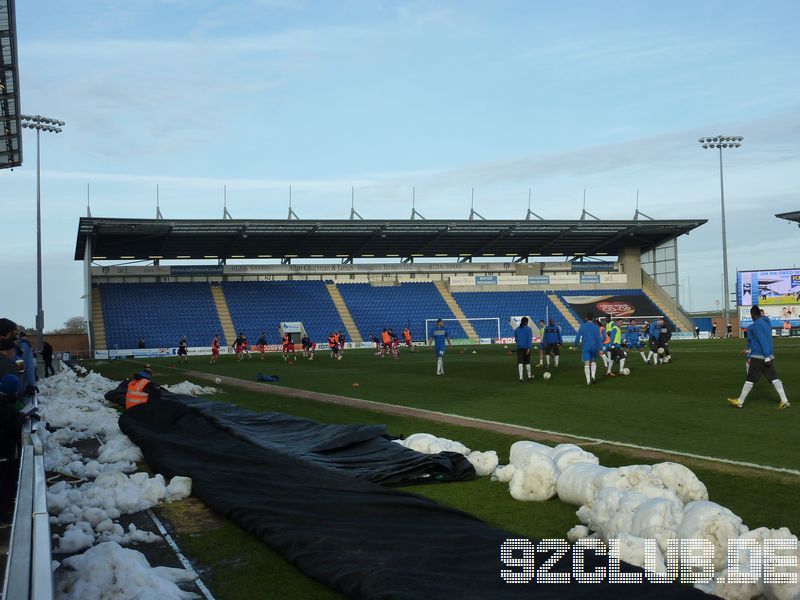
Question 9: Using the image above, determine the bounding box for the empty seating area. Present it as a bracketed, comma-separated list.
[452, 290, 576, 337]
[223, 281, 345, 344]
[97, 280, 684, 350]
[99, 282, 224, 349]
[337, 282, 466, 341]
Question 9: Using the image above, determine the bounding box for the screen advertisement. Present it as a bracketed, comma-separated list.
[561, 295, 663, 321]
[737, 269, 800, 306]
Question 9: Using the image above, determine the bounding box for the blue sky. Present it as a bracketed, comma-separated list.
[2, 0, 800, 329]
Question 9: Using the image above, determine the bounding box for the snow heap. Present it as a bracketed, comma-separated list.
[493, 439, 799, 600]
[37, 367, 197, 596]
[394, 433, 499, 477]
[55, 541, 199, 600]
[163, 381, 218, 396]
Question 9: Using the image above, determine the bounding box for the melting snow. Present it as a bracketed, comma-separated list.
[38, 367, 198, 599]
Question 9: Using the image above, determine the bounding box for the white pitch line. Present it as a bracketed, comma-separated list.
[148, 509, 216, 600]
[412, 407, 800, 477]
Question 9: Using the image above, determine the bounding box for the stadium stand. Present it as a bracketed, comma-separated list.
[99, 283, 225, 349]
[556, 289, 676, 330]
[337, 282, 467, 341]
[223, 281, 346, 344]
[450, 290, 576, 337]
[692, 317, 713, 332]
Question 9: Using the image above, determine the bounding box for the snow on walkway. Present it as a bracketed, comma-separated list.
[37, 367, 204, 599]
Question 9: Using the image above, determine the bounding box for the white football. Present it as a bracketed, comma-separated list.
[472, 350, 477, 354]
[543, 371, 552, 380]
[214, 377, 222, 384]
[657, 347, 665, 355]
[621, 368, 630, 376]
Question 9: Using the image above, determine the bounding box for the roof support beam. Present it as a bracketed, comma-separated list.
[585, 224, 641, 254]
[538, 223, 581, 254]
[353, 224, 387, 256]
[473, 224, 517, 256]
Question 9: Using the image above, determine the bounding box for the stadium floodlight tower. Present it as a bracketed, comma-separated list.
[698, 135, 742, 331]
[21, 114, 65, 351]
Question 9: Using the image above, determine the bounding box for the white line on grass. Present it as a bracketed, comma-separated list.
[413, 407, 800, 477]
[148, 509, 216, 600]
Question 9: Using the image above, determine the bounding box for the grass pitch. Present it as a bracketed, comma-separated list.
[85, 337, 800, 599]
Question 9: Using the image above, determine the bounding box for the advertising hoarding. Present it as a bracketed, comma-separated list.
[737, 269, 800, 306]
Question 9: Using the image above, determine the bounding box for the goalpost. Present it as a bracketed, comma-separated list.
[424, 317, 501, 344]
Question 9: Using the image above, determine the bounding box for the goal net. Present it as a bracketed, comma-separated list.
[424, 317, 501, 344]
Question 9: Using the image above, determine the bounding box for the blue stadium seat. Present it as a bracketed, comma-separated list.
[99, 283, 224, 349]
[337, 282, 466, 341]
[451, 291, 576, 336]
[223, 281, 346, 345]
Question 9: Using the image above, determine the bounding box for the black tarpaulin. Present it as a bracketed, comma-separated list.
[174, 395, 475, 485]
[119, 394, 711, 600]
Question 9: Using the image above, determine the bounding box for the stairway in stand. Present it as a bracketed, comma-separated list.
[210, 284, 237, 346]
[546, 292, 581, 331]
[433, 281, 479, 342]
[91, 293, 107, 352]
[325, 283, 363, 343]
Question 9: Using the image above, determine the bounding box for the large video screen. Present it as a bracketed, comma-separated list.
[737, 269, 800, 306]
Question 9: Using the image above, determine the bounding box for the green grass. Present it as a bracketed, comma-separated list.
[84, 344, 800, 600]
[109, 338, 800, 470]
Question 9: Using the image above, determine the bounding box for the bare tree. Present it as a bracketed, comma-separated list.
[47, 316, 88, 334]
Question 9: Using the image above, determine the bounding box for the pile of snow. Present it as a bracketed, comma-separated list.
[163, 381, 218, 396]
[55, 541, 198, 600]
[492, 441, 599, 502]
[395, 433, 498, 476]
[494, 437, 798, 599]
[38, 366, 196, 591]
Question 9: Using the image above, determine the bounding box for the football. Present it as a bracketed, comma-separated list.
[543, 371, 551, 380]
[621, 368, 630, 376]
[214, 377, 222, 384]
[657, 347, 665, 355]
[472, 350, 477, 354]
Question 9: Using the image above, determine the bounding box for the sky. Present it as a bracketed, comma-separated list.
[2, 0, 800, 329]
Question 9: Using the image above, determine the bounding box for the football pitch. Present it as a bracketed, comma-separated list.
[85, 338, 800, 599]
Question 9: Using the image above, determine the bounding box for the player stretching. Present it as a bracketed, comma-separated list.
[573, 312, 604, 385]
[338, 331, 346, 357]
[429, 318, 451, 375]
[210, 334, 220, 365]
[543, 318, 562, 368]
[380, 329, 392, 358]
[729, 305, 790, 409]
[233, 331, 248, 362]
[604, 320, 626, 376]
[257, 332, 267, 360]
[370, 333, 381, 357]
[514, 317, 533, 382]
[624, 320, 647, 363]
[328, 332, 341, 360]
[301, 335, 316, 360]
[403, 326, 414, 352]
[535, 319, 546, 367]
[177, 336, 189, 365]
[282, 332, 295, 361]
[646, 319, 661, 365]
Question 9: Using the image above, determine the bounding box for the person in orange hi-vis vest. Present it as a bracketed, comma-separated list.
[125, 368, 159, 410]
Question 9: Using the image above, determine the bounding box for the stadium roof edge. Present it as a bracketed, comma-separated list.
[74, 217, 707, 261]
[776, 211, 800, 226]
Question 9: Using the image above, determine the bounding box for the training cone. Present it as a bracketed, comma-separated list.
[352, 382, 360, 388]
[506, 350, 513, 356]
